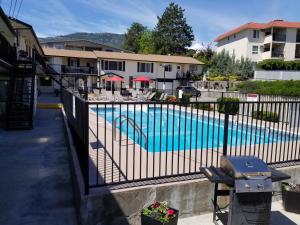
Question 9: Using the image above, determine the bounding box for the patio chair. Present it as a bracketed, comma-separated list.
[146, 92, 156, 101]
[162, 93, 168, 101]
[159, 93, 166, 101]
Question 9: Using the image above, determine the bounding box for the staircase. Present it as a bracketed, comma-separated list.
[6, 60, 36, 130]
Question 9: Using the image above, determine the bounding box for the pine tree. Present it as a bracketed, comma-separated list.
[124, 23, 146, 53]
[153, 2, 194, 55]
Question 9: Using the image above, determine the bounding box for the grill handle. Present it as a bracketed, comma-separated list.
[243, 175, 269, 180]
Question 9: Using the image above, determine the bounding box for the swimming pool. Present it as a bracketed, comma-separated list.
[92, 106, 299, 152]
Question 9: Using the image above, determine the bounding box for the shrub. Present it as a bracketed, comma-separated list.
[155, 90, 163, 99]
[257, 59, 300, 71]
[194, 103, 214, 111]
[217, 97, 240, 115]
[238, 80, 300, 97]
[252, 111, 279, 122]
[180, 93, 192, 102]
[166, 95, 177, 102]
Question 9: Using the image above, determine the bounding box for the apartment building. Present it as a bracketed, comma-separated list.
[215, 20, 300, 62]
[0, 6, 49, 130]
[40, 38, 129, 52]
[43, 48, 204, 93]
[0, 7, 15, 128]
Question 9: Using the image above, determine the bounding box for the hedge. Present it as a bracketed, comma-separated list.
[238, 80, 300, 97]
[193, 103, 214, 111]
[252, 111, 279, 122]
[257, 59, 300, 71]
[217, 97, 240, 115]
[180, 93, 192, 102]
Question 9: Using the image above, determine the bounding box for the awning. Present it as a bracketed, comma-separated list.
[133, 76, 153, 82]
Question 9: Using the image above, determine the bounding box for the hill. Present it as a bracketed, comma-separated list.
[39, 32, 125, 49]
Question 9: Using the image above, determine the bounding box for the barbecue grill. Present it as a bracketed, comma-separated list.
[201, 156, 290, 225]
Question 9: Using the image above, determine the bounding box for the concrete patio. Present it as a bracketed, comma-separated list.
[0, 105, 78, 225]
[178, 201, 300, 225]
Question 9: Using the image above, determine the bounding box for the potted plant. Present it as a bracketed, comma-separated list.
[141, 201, 179, 225]
[282, 182, 300, 214]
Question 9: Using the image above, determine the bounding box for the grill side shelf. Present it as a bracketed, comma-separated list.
[200, 167, 234, 185]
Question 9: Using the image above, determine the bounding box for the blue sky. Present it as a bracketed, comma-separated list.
[1, 0, 300, 48]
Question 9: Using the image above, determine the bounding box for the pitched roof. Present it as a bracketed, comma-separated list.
[0, 7, 15, 36]
[93, 51, 204, 65]
[39, 38, 129, 52]
[215, 20, 300, 42]
[9, 17, 44, 55]
[43, 48, 97, 59]
[43, 48, 204, 65]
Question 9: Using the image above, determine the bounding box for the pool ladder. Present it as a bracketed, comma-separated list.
[113, 115, 148, 149]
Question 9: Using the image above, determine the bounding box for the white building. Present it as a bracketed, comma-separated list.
[43, 48, 204, 93]
[215, 20, 300, 62]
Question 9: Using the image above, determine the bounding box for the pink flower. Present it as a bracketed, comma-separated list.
[167, 209, 175, 215]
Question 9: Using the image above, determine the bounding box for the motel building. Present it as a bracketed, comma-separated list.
[43, 48, 204, 94]
[215, 20, 300, 63]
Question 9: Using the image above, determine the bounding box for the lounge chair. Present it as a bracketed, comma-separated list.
[147, 92, 156, 101]
[162, 93, 168, 101]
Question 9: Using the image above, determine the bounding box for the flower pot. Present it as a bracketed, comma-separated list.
[282, 189, 300, 214]
[141, 208, 179, 225]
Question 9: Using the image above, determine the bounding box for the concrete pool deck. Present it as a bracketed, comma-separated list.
[178, 201, 300, 225]
[87, 103, 300, 186]
[0, 107, 78, 225]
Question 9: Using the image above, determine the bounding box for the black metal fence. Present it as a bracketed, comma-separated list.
[62, 89, 300, 194]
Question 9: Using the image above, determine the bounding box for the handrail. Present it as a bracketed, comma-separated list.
[113, 115, 148, 149]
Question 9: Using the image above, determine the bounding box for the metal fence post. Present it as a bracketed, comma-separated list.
[83, 100, 89, 194]
[223, 103, 229, 156]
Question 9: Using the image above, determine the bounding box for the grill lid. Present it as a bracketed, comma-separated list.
[220, 156, 271, 179]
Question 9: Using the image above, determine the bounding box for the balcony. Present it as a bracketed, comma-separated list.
[272, 51, 284, 58]
[0, 33, 15, 68]
[61, 65, 97, 74]
[273, 33, 286, 42]
[295, 45, 300, 59]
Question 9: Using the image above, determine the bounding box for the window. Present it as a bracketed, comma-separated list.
[234, 34, 236, 38]
[253, 30, 260, 39]
[177, 65, 181, 70]
[137, 62, 154, 73]
[189, 64, 198, 72]
[68, 57, 79, 67]
[252, 45, 259, 54]
[164, 64, 172, 72]
[101, 60, 125, 71]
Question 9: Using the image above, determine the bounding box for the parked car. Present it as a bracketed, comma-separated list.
[176, 86, 201, 97]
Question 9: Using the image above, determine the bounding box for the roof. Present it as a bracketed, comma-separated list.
[9, 17, 44, 55]
[0, 7, 15, 36]
[43, 48, 204, 65]
[93, 51, 204, 65]
[215, 20, 300, 42]
[39, 37, 129, 52]
[43, 48, 96, 59]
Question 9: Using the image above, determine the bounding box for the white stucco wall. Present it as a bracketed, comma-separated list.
[216, 28, 300, 62]
[284, 28, 297, 60]
[254, 70, 300, 80]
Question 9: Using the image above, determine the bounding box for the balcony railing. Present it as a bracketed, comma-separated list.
[61, 65, 97, 74]
[272, 51, 284, 58]
[273, 33, 286, 42]
[0, 33, 15, 67]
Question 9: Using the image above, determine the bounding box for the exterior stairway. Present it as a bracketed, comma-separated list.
[6, 60, 35, 130]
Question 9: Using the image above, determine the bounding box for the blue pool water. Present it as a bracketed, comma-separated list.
[93, 107, 299, 152]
